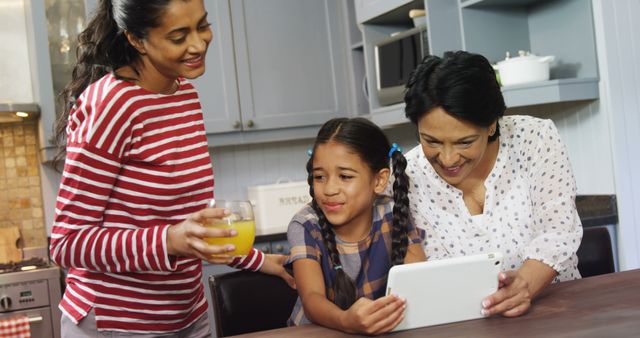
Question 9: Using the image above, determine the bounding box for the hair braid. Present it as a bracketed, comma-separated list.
[306, 156, 356, 310]
[390, 151, 410, 266]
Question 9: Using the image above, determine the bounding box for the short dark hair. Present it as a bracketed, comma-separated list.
[404, 51, 506, 141]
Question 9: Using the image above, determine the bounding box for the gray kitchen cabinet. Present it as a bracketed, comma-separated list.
[352, 0, 600, 127]
[191, 0, 242, 135]
[194, 0, 349, 146]
[24, 0, 96, 163]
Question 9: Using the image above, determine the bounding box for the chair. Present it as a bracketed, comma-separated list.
[209, 270, 298, 337]
[576, 226, 615, 278]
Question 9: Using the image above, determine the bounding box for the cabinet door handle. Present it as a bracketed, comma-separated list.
[28, 316, 43, 324]
[246, 120, 255, 128]
[233, 121, 241, 129]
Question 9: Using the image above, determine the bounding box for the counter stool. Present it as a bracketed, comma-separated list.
[577, 226, 615, 278]
[209, 270, 298, 337]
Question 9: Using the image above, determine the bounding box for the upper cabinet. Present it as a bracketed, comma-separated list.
[354, 0, 464, 126]
[28, 0, 350, 154]
[194, 0, 349, 146]
[353, 0, 600, 127]
[460, 0, 599, 108]
[190, 1, 240, 135]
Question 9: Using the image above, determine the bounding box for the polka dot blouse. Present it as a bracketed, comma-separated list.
[405, 115, 583, 282]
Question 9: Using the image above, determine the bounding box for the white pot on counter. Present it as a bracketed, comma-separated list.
[495, 51, 555, 86]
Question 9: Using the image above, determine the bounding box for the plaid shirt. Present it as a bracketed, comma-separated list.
[287, 195, 425, 325]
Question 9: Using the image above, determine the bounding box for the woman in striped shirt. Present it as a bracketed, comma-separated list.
[49, 0, 293, 336]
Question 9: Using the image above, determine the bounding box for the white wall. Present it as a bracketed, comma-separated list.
[210, 139, 313, 200]
[0, 0, 34, 103]
[209, 125, 422, 200]
[591, 0, 640, 270]
[507, 100, 616, 195]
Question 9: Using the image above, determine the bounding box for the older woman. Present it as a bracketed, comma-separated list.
[403, 51, 582, 317]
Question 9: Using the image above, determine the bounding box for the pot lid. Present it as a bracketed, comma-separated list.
[497, 50, 554, 65]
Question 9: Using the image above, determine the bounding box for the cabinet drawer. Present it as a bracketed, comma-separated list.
[255, 239, 290, 255]
[270, 240, 290, 255]
[257, 241, 273, 254]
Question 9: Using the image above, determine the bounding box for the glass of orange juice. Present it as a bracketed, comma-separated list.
[204, 200, 255, 256]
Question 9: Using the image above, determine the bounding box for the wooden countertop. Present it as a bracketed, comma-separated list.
[229, 269, 640, 338]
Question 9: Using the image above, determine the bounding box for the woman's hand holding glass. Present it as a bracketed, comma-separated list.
[202, 200, 255, 256]
[167, 199, 297, 290]
[166, 206, 238, 264]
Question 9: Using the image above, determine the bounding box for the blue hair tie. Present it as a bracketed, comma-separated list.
[334, 265, 343, 271]
[388, 143, 403, 157]
[307, 148, 313, 157]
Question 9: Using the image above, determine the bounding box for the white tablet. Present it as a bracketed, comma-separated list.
[386, 252, 503, 331]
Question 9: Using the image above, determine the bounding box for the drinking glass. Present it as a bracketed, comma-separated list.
[204, 200, 255, 256]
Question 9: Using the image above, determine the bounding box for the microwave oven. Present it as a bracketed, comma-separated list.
[374, 25, 428, 106]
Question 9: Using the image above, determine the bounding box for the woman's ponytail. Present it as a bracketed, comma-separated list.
[53, 0, 141, 165]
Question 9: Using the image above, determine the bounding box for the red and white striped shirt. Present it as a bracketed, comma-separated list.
[50, 73, 264, 333]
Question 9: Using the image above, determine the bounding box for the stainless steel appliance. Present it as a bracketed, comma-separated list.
[374, 25, 428, 106]
[0, 258, 62, 338]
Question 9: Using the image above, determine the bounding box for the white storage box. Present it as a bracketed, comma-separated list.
[248, 180, 311, 235]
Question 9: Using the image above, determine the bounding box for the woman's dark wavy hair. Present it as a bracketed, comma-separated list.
[404, 51, 506, 142]
[53, 0, 175, 165]
[306, 117, 410, 310]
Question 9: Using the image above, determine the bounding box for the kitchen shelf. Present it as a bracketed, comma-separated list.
[501, 77, 599, 108]
[368, 103, 408, 127]
[460, 0, 550, 9]
[365, 78, 600, 125]
[358, 0, 423, 24]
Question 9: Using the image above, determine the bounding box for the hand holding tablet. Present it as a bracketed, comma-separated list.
[386, 252, 503, 331]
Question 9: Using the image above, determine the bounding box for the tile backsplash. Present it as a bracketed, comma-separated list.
[0, 121, 47, 248]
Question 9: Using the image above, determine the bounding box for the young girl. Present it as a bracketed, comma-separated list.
[287, 118, 427, 335]
[50, 1, 291, 336]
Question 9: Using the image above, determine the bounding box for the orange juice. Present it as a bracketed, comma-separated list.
[205, 220, 255, 256]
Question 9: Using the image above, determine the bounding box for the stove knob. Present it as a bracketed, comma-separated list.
[0, 296, 11, 310]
